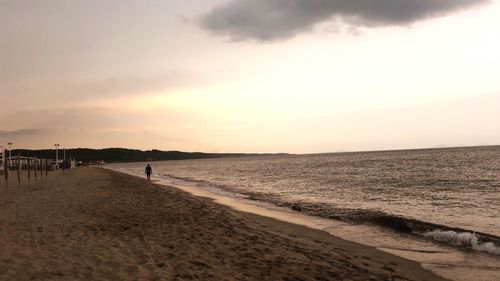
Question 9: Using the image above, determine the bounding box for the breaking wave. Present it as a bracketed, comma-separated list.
[423, 230, 500, 255]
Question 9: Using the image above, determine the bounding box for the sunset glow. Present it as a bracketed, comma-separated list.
[2, 0, 500, 153]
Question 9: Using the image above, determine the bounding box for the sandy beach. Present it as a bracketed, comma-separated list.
[0, 167, 447, 281]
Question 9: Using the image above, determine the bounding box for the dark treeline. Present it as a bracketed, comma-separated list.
[10, 148, 266, 163]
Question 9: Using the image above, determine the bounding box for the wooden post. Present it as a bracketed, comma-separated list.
[4, 150, 8, 192]
[40, 158, 43, 177]
[33, 157, 37, 179]
[3, 150, 8, 181]
[45, 159, 48, 176]
[27, 158, 31, 181]
[17, 153, 21, 184]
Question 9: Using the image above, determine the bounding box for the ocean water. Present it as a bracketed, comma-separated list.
[109, 146, 500, 255]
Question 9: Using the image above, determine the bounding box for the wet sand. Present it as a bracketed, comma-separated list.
[0, 167, 447, 280]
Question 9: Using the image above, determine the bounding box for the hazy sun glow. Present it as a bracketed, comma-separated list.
[1, 1, 500, 153]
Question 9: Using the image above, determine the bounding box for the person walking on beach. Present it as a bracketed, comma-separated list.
[145, 164, 152, 181]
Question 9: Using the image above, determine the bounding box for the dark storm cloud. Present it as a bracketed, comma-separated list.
[199, 0, 489, 41]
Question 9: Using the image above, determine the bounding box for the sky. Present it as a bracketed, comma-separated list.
[1, 0, 500, 153]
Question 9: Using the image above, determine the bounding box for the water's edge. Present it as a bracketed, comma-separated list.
[106, 166, 500, 281]
[164, 173, 500, 256]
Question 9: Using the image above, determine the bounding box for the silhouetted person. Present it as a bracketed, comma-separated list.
[145, 164, 152, 181]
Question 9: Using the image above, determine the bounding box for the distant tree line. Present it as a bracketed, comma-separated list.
[10, 148, 265, 163]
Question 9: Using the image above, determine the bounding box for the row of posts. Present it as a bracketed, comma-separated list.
[2, 150, 52, 184]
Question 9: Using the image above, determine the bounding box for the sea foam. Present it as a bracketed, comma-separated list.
[423, 230, 500, 255]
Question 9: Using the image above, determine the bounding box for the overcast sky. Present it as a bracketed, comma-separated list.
[1, 0, 500, 153]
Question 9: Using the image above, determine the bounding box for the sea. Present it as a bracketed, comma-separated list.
[108, 146, 500, 280]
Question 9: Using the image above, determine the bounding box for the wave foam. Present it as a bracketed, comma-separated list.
[423, 230, 500, 255]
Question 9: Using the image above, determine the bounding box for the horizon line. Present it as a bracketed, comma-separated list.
[6, 144, 499, 156]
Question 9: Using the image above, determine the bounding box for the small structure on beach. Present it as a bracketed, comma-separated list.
[5, 156, 47, 170]
[59, 159, 77, 170]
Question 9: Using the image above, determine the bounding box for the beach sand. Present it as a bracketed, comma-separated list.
[0, 167, 448, 280]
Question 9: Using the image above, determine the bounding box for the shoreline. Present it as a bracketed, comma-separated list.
[109, 165, 500, 281]
[0, 167, 447, 280]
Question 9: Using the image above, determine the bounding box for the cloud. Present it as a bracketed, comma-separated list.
[68, 71, 191, 99]
[0, 129, 52, 138]
[0, 107, 134, 133]
[0, 107, 208, 150]
[199, 0, 489, 41]
[0, 129, 55, 148]
[0, 70, 197, 111]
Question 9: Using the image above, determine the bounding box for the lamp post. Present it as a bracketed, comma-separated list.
[55, 144, 60, 169]
[7, 142, 12, 169]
